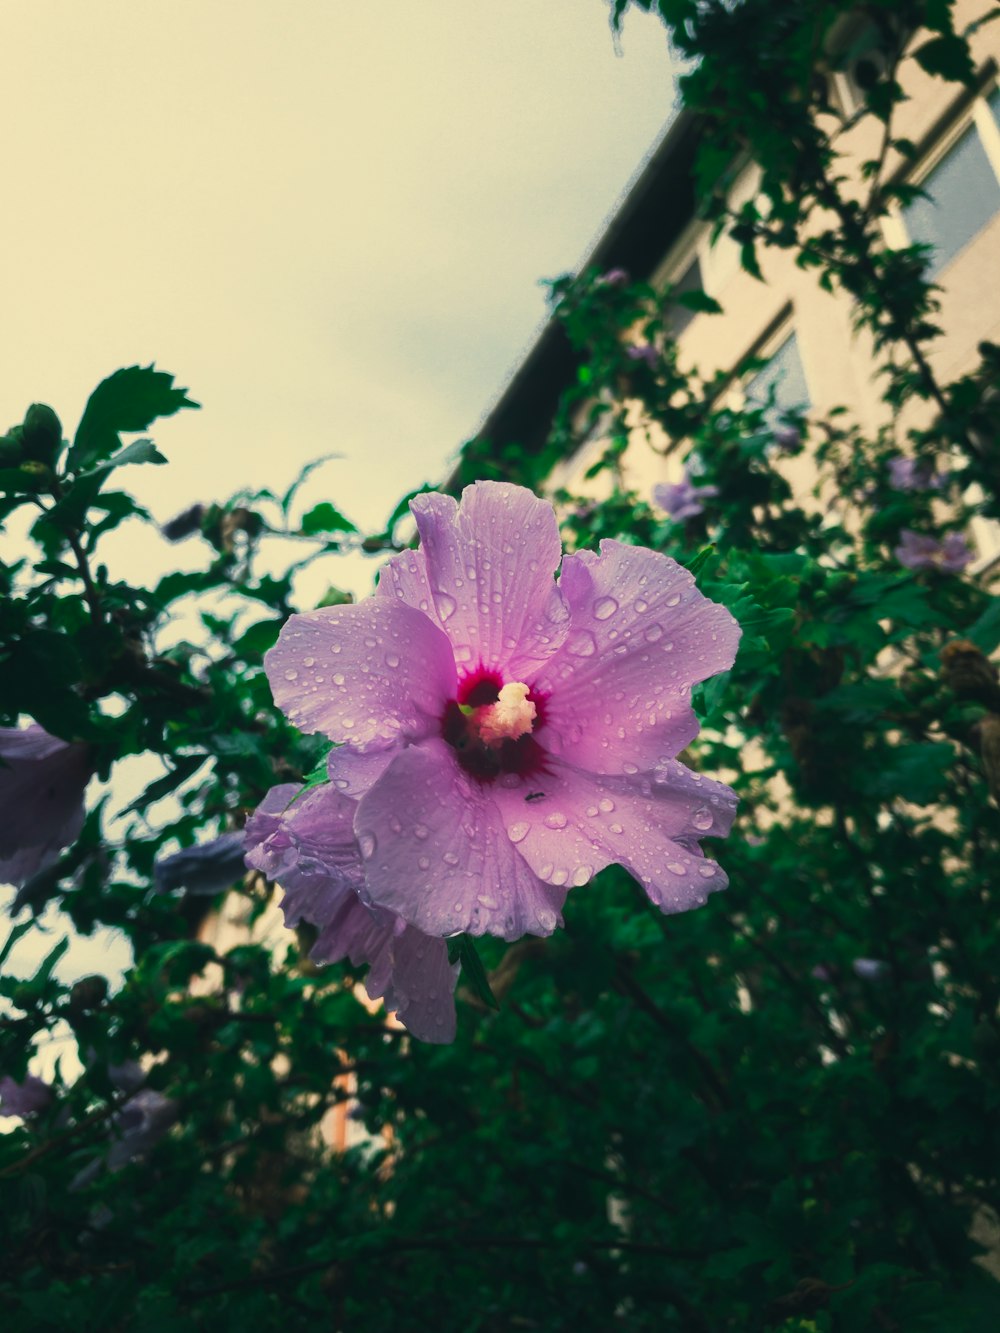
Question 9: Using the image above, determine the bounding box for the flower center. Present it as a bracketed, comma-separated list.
[470, 681, 536, 747]
[441, 671, 547, 783]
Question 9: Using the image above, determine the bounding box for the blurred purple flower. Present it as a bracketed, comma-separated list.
[107, 1060, 146, 1094]
[106, 1089, 179, 1170]
[262, 481, 739, 945]
[852, 958, 889, 982]
[0, 725, 91, 889]
[245, 783, 460, 1043]
[625, 342, 658, 369]
[772, 425, 801, 454]
[895, 529, 972, 573]
[887, 456, 946, 492]
[154, 831, 248, 896]
[653, 470, 720, 522]
[0, 1073, 51, 1118]
[598, 267, 629, 287]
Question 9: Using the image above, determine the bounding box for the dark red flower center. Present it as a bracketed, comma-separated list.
[442, 667, 548, 783]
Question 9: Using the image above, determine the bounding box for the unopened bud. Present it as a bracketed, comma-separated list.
[22, 404, 63, 465]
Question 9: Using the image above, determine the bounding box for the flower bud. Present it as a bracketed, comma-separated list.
[21, 404, 63, 466]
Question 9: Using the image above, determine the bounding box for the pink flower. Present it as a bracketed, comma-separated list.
[626, 342, 658, 369]
[264, 483, 739, 942]
[653, 470, 719, 522]
[598, 268, 629, 287]
[0, 725, 92, 888]
[887, 456, 946, 492]
[0, 1073, 51, 1118]
[895, 529, 972, 573]
[245, 784, 459, 1042]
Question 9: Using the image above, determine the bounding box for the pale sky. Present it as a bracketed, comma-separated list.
[0, 3, 678, 992]
[1, 1, 676, 549]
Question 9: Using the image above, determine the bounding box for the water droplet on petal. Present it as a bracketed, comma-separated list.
[543, 812, 568, 830]
[634, 598, 649, 613]
[418, 855, 430, 870]
[572, 865, 592, 887]
[550, 867, 568, 886]
[443, 851, 460, 866]
[609, 822, 624, 835]
[666, 860, 687, 876]
[666, 593, 682, 608]
[333, 673, 345, 686]
[508, 822, 530, 844]
[622, 761, 639, 775]
[434, 592, 457, 622]
[594, 596, 618, 621]
[284, 668, 299, 681]
[385, 653, 400, 668]
[454, 644, 473, 663]
[598, 797, 615, 813]
[359, 833, 376, 860]
[414, 824, 429, 840]
[692, 807, 713, 831]
[539, 862, 554, 880]
[698, 863, 718, 879]
[567, 630, 597, 657]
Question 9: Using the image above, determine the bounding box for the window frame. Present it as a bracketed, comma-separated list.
[881, 78, 1000, 264]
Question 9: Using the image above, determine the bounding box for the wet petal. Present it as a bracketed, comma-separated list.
[245, 782, 365, 927]
[0, 725, 92, 887]
[311, 894, 459, 1044]
[536, 541, 739, 775]
[326, 746, 396, 798]
[407, 482, 570, 679]
[265, 599, 456, 750]
[354, 738, 566, 940]
[492, 757, 736, 912]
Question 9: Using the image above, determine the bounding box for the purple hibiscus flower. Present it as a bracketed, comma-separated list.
[598, 267, 629, 287]
[0, 1073, 51, 1118]
[262, 482, 739, 944]
[653, 469, 720, 522]
[895, 529, 972, 573]
[887, 456, 946, 492]
[0, 725, 92, 889]
[245, 784, 459, 1042]
[625, 342, 658, 369]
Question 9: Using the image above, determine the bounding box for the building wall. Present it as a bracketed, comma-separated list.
[553, 1, 1000, 553]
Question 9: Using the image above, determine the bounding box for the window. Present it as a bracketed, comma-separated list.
[744, 329, 811, 427]
[898, 86, 1000, 278]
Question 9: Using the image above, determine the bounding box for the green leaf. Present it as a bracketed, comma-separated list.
[33, 936, 69, 985]
[232, 618, 283, 660]
[300, 502, 357, 536]
[912, 34, 976, 84]
[67, 365, 198, 472]
[121, 754, 209, 817]
[966, 597, 1000, 654]
[0, 919, 35, 970]
[447, 935, 500, 1010]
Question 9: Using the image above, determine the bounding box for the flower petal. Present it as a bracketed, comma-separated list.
[245, 782, 365, 928]
[326, 746, 397, 798]
[265, 599, 457, 750]
[354, 738, 566, 940]
[405, 482, 570, 679]
[492, 757, 736, 912]
[311, 896, 459, 1044]
[536, 541, 739, 775]
[0, 726, 91, 887]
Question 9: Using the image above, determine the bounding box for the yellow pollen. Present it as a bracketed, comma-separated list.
[475, 681, 536, 746]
